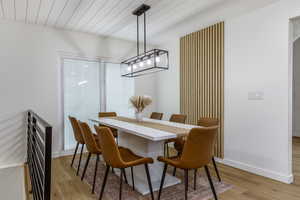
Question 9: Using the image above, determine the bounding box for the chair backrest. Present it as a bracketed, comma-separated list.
[94, 126, 124, 168]
[169, 114, 187, 124]
[180, 127, 218, 169]
[98, 112, 117, 118]
[198, 118, 219, 127]
[150, 112, 163, 120]
[69, 116, 85, 144]
[79, 121, 101, 154]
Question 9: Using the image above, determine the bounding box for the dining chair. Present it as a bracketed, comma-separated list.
[157, 126, 219, 200]
[173, 118, 221, 189]
[98, 112, 118, 142]
[94, 125, 155, 200]
[164, 114, 187, 157]
[69, 116, 86, 176]
[150, 112, 163, 120]
[78, 121, 102, 194]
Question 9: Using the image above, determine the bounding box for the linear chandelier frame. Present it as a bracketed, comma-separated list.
[121, 4, 169, 77]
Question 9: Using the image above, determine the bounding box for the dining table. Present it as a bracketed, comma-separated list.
[89, 116, 200, 195]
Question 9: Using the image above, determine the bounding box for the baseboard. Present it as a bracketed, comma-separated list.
[52, 149, 88, 158]
[52, 150, 294, 184]
[214, 158, 294, 184]
[0, 163, 24, 170]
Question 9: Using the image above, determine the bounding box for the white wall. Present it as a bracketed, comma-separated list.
[0, 20, 156, 166]
[134, 73, 158, 118]
[294, 38, 300, 137]
[0, 166, 25, 200]
[156, 0, 300, 183]
[156, 42, 181, 121]
[293, 19, 300, 41]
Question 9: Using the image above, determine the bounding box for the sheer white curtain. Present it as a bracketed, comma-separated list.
[63, 60, 134, 150]
[63, 58, 102, 150]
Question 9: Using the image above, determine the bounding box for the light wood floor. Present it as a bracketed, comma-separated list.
[34, 137, 300, 200]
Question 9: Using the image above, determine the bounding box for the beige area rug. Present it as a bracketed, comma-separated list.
[73, 157, 232, 200]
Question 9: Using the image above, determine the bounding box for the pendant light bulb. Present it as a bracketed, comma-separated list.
[127, 66, 131, 71]
[133, 64, 137, 69]
[139, 61, 144, 67]
[156, 56, 160, 63]
[147, 59, 152, 65]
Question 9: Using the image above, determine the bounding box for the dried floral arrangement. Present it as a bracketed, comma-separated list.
[129, 95, 152, 113]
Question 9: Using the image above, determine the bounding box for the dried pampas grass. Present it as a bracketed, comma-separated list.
[129, 95, 152, 112]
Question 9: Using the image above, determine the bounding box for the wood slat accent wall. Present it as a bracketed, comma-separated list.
[180, 22, 224, 158]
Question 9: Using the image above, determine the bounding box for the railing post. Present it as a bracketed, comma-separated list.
[26, 110, 52, 200]
[44, 126, 52, 200]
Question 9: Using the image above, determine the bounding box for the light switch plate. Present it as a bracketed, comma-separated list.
[248, 91, 264, 100]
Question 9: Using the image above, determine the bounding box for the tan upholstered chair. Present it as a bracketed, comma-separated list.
[164, 114, 187, 157]
[69, 116, 86, 176]
[173, 118, 221, 189]
[94, 126, 155, 200]
[98, 112, 118, 141]
[150, 112, 163, 120]
[78, 121, 102, 194]
[169, 114, 187, 123]
[157, 127, 219, 200]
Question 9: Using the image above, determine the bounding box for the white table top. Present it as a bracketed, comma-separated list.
[89, 117, 200, 141]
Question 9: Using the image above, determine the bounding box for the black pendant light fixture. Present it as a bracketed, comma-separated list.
[121, 4, 169, 77]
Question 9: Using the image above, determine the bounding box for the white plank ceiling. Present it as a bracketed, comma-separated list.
[0, 0, 278, 43]
[0, 0, 227, 41]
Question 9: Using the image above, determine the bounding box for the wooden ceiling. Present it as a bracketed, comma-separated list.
[0, 0, 225, 41]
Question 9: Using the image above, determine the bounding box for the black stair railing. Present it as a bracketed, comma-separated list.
[27, 110, 52, 200]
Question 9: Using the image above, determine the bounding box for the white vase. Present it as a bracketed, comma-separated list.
[135, 112, 143, 122]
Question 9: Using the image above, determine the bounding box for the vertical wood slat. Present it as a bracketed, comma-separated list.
[180, 22, 224, 158]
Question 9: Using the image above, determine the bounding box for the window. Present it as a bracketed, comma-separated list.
[63, 59, 134, 150]
[63, 58, 102, 150]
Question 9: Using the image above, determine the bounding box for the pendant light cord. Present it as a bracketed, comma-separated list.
[144, 12, 146, 53]
[137, 16, 139, 56]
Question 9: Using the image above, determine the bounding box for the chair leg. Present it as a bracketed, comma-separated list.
[71, 142, 79, 167]
[194, 169, 197, 190]
[172, 152, 180, 176]
[167, 143, 170, 157]
[187, 169, 189, 192]
[158, 164, 168, 200]
[144, 164, 154, 200]
[119, 168, 123, 200]
[122, 168, 128, 184]
[99, 165, 110, 200]
[131, 167, 135, 191]
[76, 144, 85, 176]
[81, 153, 91, 181]
[184, 169, 189, 200]
[173, 167, 177, 176]
[92, 154, 100, 194]
[212, 157, 221, 182]
[204, 166, 218, 200]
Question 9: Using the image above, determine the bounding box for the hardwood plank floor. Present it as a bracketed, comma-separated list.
[37, 137, 300, 200]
